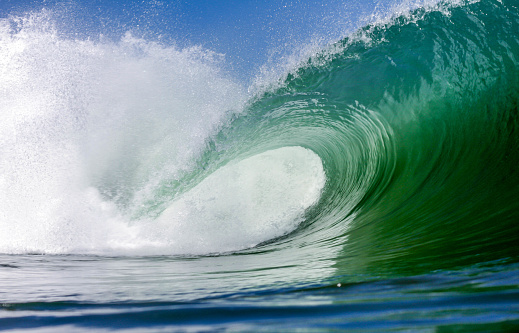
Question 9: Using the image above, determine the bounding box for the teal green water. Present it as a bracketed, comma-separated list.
[1, 0, 519, 331]
[150, 0, 519, 274]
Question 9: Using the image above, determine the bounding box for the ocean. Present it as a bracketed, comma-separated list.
[1, 0, 519, 331]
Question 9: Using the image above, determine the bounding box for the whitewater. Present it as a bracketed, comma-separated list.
[1, 0, 519, 331]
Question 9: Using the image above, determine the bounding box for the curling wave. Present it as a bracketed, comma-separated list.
[1, 0, 519, 278]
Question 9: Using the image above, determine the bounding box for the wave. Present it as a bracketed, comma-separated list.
[249, 0, 519, 273]
[1, 0, 518, 278]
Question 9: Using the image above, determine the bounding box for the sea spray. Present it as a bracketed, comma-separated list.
[0, 11, 256, 254]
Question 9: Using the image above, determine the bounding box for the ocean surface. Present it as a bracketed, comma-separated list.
[1, 0, 519, 331]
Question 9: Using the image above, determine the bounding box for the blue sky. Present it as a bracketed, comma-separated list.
[0, 0, 382, 82]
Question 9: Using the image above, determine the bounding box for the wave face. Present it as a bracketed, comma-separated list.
[201, 0, 519, 275]
[289, 0, 519, 275]
[1, 0, 519, 268]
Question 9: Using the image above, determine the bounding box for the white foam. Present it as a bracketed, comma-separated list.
[0, 12, 326, 256]
[0, 11, 247, 255]
[148, 146, 326, 254]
